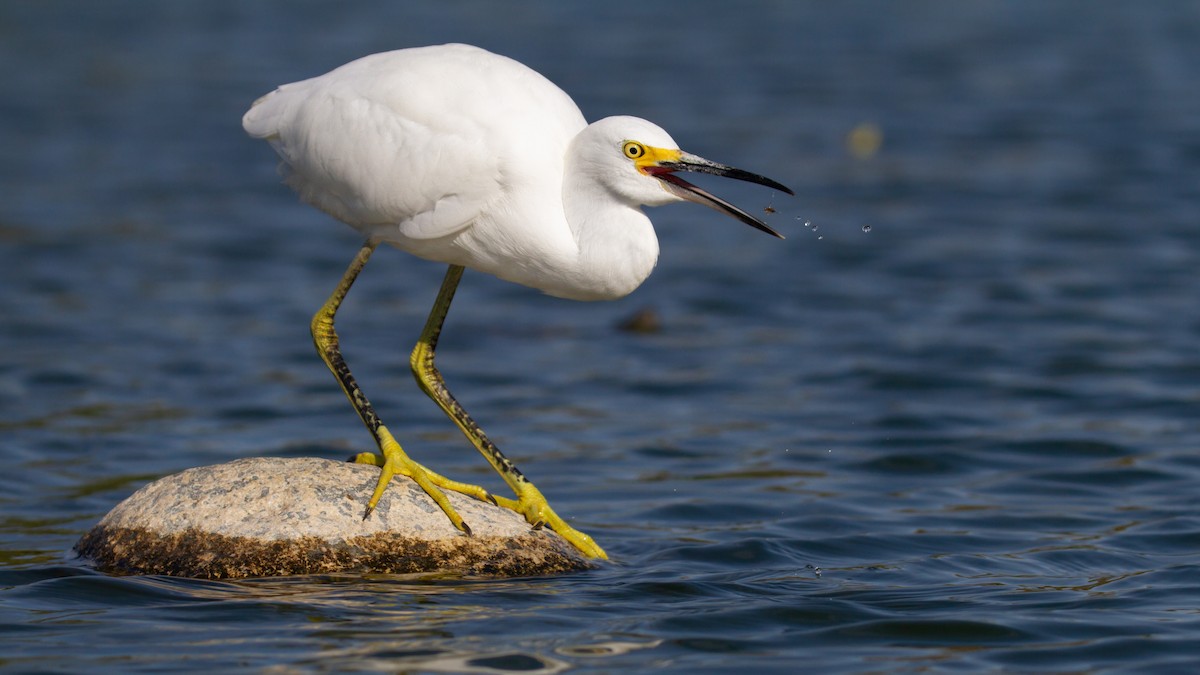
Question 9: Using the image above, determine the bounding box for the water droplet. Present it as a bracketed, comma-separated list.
[861, 224, 872, 233]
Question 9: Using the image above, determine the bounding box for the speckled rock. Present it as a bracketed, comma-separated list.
[75, 457, 593, 578]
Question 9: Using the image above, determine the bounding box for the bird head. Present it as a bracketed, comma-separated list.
[577, 116, 792, 238]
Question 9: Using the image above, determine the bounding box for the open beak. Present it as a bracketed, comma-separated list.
[642, 151, 793, 239]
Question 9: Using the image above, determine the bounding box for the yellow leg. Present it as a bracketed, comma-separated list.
[408, 265, 608, 560]
[312, 242, 493, 536]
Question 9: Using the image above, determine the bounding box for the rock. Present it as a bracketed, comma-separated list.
[615, 306, 662, 334]
[74, 457, 593, 578]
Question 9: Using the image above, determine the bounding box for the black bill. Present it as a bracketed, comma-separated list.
[646, 152, 793, 239]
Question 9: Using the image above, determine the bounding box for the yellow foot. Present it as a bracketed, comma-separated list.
[350, 424, 499, 537]
[488, 483, 608, 560]
[349, 450, 497, 503]
[348, 445, 606, 560]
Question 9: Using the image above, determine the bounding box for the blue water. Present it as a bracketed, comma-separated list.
[3, 1, 1200, 672]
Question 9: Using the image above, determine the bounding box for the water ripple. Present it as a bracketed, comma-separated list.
[3, 1, 1200, 672]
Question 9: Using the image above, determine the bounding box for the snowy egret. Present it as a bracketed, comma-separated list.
[243, 44, 792, 560]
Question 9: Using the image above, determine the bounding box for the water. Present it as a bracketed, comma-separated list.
[3, 1, 1200, 671]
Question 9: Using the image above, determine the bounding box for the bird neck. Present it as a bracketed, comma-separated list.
[560, 170, 660, 302]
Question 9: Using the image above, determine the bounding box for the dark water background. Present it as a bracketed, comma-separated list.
[3, 1, 1199, 672]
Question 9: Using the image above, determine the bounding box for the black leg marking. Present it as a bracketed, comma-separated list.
[412, 265, 531, 494]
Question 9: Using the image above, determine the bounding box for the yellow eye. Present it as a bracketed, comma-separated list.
[622, 141, 646, 159]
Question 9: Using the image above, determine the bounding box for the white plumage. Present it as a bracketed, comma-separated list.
[244, 43, 788, 301]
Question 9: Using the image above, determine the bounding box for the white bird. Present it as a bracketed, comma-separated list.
[243, 43, 791, 560]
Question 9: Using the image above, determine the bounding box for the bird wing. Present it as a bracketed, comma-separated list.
[245, 75, 497, 239]
[244, 45, 586, 242]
